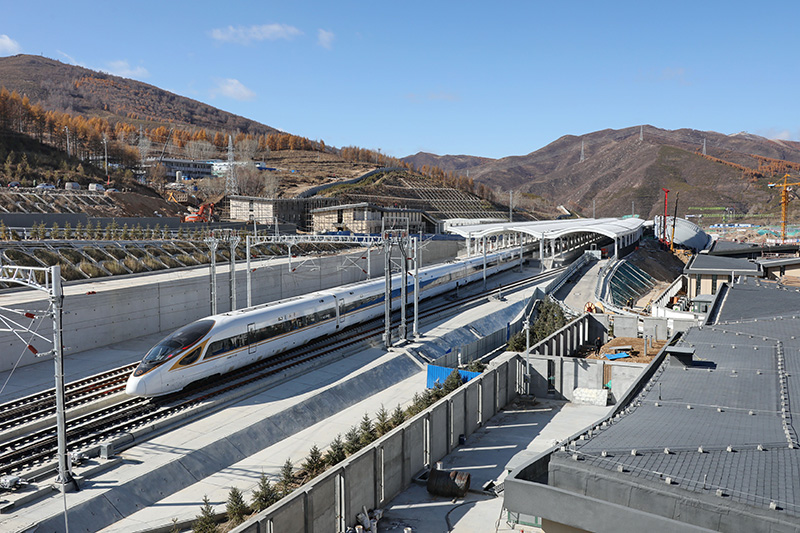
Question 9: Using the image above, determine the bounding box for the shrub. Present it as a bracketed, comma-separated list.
[59, 264, 84, 281]
[358, 413, 375, 447]
[324, 435, 346, 466]
[250, 473, 279, 512]
[104, 246, 127, 260]
[344, 425, 362, 455]
[301, 445, 325, 479]
[374, 405, 391, 437]
[79, 261, 107, 278]
[103, 261, 129, 275]
[192, 495, 218, 533]
[123, 257, 148, 273]
[175, 253, 199, 266]
[225, 487, 248, 526]
[390, 404, 405, 427]
[59, 248, 85, 265]
[278, 458, 295, 497]
[32, 249, 60, 266]
[142, 256, 167, 270]
[5, 249, 41, 267]
[82, 247, 108, 262]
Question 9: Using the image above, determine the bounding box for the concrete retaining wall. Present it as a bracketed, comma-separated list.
[0, 241, 459, 373]
[231, 353, 522, 533]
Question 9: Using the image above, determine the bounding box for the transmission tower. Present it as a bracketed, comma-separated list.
[225, 135, 238, 195]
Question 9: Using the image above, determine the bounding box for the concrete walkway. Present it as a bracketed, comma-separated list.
[378, 398, 613, 533]
[552, 259, 607, 314]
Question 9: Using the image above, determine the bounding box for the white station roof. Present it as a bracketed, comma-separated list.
[447, 217, 645, 240]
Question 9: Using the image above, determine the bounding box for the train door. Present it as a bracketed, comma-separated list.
[335, 296, 343, 328]
[247, 323, 256, 354]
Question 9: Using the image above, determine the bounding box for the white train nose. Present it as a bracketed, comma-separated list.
[125, 375, 147, 396]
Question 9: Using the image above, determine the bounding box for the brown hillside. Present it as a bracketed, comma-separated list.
[0, 54, 280, 136]
[412, 125, 800, 223]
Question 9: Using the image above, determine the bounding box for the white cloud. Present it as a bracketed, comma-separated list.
[211, 78, 256, 101]
[317, 29, 335, 49]
[210, 23, 302, 45]
[756, 128, 795, 141]
[104, 60, 150, 79]
[0, 34, 21, 56]
[56, 50, 82, 66]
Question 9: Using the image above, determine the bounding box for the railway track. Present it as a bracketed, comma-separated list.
[0, 265, 564, 481]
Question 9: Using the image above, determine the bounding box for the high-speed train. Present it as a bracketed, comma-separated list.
[125, 249, 518, 397]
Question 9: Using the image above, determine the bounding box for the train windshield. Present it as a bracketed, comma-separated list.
[143, 320, 215, 363]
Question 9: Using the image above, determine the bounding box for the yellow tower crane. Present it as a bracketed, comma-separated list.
[768, 173, 800, 243]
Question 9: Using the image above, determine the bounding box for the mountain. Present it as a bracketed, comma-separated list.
[0, 54, 279, 135]
[404, 126, 800, 221]
[402, 152, 494, 173]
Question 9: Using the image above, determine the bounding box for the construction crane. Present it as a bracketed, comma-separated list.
[767, 174, 800, 243]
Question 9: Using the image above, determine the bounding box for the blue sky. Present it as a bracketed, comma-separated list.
[2, 1, 798, 159]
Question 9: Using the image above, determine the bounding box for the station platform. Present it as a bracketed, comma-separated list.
[379, 398, 612, 533]
[0, 263, 575, 533]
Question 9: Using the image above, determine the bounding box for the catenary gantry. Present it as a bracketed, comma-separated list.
[447, 217, 645, 266]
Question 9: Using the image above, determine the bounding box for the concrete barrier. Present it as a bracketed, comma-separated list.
[230, 352, 523, 533]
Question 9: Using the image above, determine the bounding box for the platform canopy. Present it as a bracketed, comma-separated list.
[446, 217, 645, 241]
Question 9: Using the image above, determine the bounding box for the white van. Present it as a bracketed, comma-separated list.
[64, 182, 80, 190]
[88, 183, 105, 192]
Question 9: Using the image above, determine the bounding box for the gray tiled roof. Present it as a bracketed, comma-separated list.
[564, 278, 800, 517]
[685, 254, 760, 274]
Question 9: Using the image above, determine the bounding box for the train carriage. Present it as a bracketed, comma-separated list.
[126, 249, 517, 397]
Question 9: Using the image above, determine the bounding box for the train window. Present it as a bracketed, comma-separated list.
[178, 346, 202, 366]
[143, 319, 215, 364]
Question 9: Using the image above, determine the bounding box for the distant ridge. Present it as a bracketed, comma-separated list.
[404, 125, 800, 221]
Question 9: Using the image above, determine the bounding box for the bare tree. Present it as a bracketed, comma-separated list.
[237, 165, 264, 196]
[263, 171, 279, 198]
[197, 176, 225, 197]
[236, 138, 260, 161]
[185, 140, 217, 161]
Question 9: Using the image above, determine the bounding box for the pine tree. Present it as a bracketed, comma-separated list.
[225, 486, 248, 526]
[442, 369, 464, 394]
[344, 425, 362, 455]
[0, 221, 8, 240]
[359, 413, 375, 446]
[192, 495, 218, 533]
[278, 458, 294, 497]
[324, 435, 346, 466]
[374, 405, 391, 436]
[250, 472, 278, 512]
[391, 404, 405, 427]
[301, 445, 325, 479]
